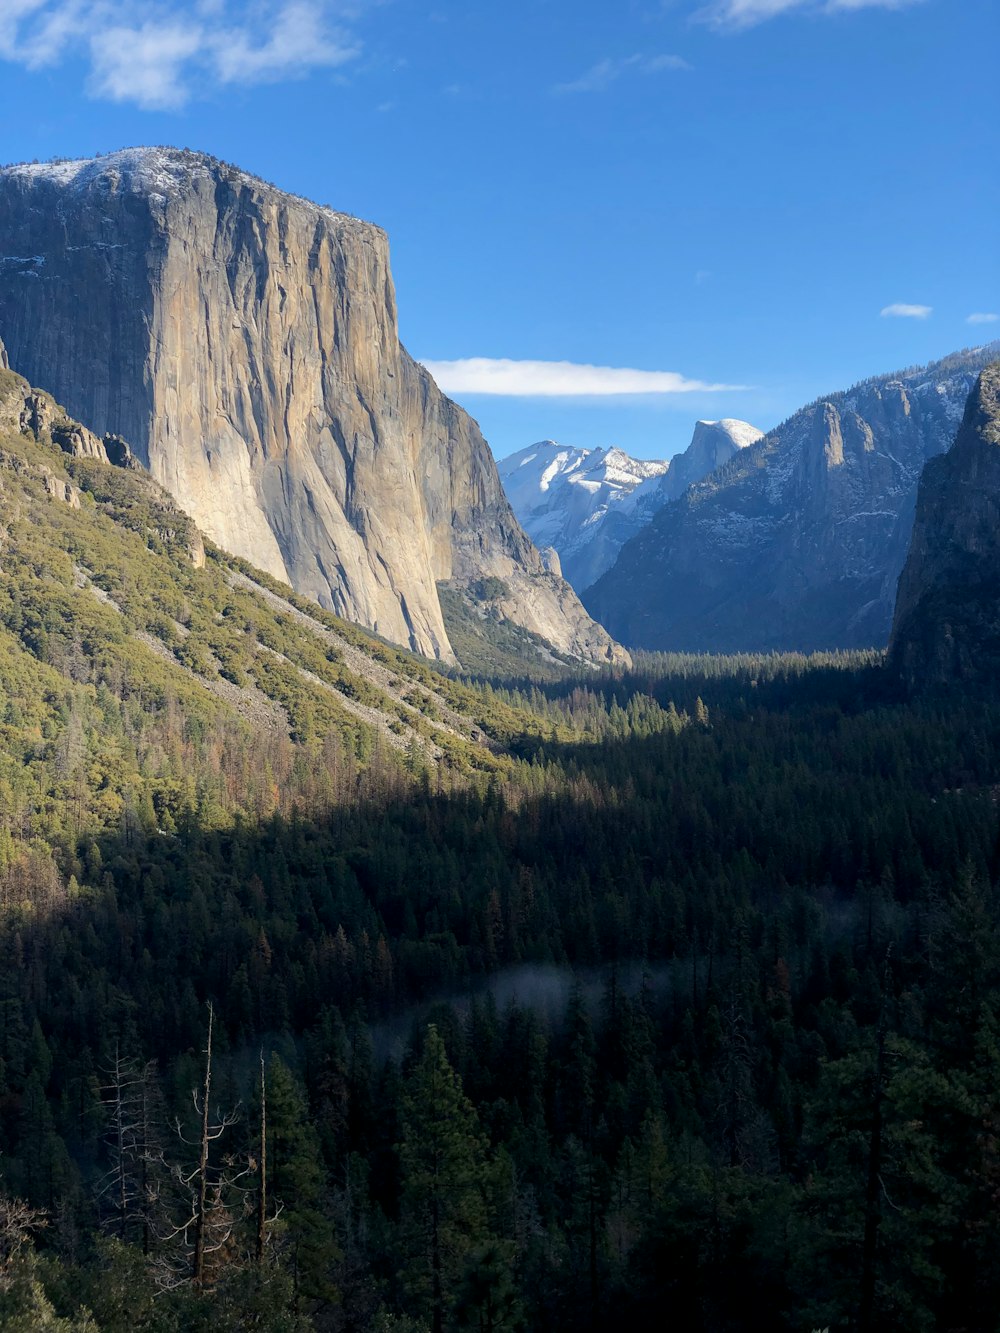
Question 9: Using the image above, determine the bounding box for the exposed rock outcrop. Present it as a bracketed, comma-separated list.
[0, 365, 206, 557]
[102, 434, 141, 469]
[0, 148, 625, 667]
[584, 347, 999, 652]
[0, 364, 107, 462]
[889, 363, 1000, 686]
[660, 419, 764, 504]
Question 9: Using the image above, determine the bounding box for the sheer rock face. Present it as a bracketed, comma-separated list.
[890, 363, 1000, 686]
[584, 347, 998, 653]
[0, 148, 625, 667]
[660, 419, 764, 504]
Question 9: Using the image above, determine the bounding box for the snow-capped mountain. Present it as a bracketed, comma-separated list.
[498, 419, 762, 593]
[584, 345, 1000, 653]
[497, 443, 668, 590]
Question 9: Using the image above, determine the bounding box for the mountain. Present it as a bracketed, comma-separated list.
[0, 344, 613, 780]
[890, 361, 1000, 687]
[8, 331, 1000, 1331]
[0, 147, 625, 670]
[584, 346, 999, 653]
[497, 442, 669, 590]
[498, 419, 760, 593]
[659, 417, 764, 503]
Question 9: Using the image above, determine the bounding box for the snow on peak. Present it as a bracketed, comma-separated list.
[2, 147, 207, 197]
[695, 419, 764, 450]
[0, 147, 370, 230]
[499, 414, 766, 594]
[498, 439, 669, 590]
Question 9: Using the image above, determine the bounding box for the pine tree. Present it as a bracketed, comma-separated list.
[398, 1025, 489, 1333]
[261, 1053, 339, 1309]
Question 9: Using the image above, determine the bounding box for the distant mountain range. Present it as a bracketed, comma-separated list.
[498, 419, 762, 592]
[584, 345, 1000, 653]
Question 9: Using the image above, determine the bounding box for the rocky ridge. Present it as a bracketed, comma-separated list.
[498, 442, 669, 591]
[498, 419, 760, 594]
[0, 148, 625, 669]
[584, 346, 999, 652]
[889, 362, 1000, 686]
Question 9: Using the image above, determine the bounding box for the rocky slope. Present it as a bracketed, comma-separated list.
[0, 147, 624, 669]
[889, 362, 1000, 686]
[499, 419, 760, 593]
[584, 346, 999, 652]
[0, 354, 595, 769]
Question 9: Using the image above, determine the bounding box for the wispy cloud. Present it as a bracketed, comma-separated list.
[880, 302, 932, 320]
[0, 0, 360, 109]
[419, 357, 744, 397]
[697, 0, 924, 32]
[967, 312, 999, 326]
[553, 52, 690, 95]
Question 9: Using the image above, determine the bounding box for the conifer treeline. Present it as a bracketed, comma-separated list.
[1, 655, 1000, 1329]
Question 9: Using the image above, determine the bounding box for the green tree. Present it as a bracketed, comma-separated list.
[398, 1026, 489, 1333]
[262, 1053, 339, 1310]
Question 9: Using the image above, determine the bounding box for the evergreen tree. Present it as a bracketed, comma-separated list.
[397, 1026, 489, 1333]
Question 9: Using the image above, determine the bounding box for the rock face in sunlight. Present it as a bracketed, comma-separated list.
[498, 419, 759, 594]
[0, 148, 626, 668]
[890, 361, 1000, 686]
[584, 346, 999, 653]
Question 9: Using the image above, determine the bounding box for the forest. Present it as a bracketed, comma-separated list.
[2, 636, 1000, 1331]
[0, 399, 998, 1330]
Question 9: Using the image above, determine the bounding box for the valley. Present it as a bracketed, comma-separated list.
[0, 134, 997, 1333]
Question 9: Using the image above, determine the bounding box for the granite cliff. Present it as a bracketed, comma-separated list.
[657, 418, 764, 506]
[889, 362, 1000, 687]
[584, 347, 999, 653]
[0, 148, 624, 668]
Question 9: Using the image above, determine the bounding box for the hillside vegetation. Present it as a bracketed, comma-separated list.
[0, 370, 999, 1331]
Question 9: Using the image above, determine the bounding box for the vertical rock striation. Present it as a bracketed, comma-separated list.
[889, 362, 1000, 687]
[0, 148, 625, 666]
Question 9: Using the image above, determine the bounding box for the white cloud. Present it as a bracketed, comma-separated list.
[697, 0, 923, 31]
[89, 22, 207, 110]
[0, 0, 360, 108]
[880, 303, 932, 320]
[553, 52, 690, 95]
[419, 357, 744, 397]
[212, 2, 357, 85]
[967, 312, 999, 325]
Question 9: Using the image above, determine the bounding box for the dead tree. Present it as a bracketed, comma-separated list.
[97, 1046, 164, 1251]
[158, 1002, 247, 1290]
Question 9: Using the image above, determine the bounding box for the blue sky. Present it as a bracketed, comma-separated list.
[1, 0, 997, 460]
